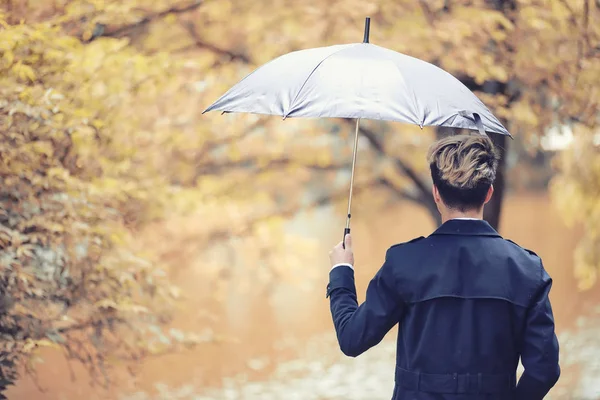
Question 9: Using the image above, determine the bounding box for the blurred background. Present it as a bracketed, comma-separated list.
[0, 0, 599, 399]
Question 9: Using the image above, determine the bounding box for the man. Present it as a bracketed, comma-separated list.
[326, 134, 560, 399]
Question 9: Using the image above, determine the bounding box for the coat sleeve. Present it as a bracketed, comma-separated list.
[516, 265, 561, 400]
[326, 249, 404, 357]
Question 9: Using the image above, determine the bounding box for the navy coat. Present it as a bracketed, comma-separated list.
[327, 219, 560, 400]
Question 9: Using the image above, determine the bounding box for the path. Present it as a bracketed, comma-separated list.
[121, 316, 600, 400]
[121, 334, 396, 400]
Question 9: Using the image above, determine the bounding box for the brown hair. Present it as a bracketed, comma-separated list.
[427, 134, 500, 211]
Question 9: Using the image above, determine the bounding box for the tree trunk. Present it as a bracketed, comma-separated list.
[481, 0, 516, 233]
[483, 133, 507, 231]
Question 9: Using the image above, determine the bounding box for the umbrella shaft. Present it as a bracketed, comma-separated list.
[346, 118, 360, 230]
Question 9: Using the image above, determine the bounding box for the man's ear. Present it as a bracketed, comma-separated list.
[484, 185, 494, 204]
[432, 185, 441, 204]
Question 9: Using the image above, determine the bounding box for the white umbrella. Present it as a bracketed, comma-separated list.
[204, 18, 512, 245]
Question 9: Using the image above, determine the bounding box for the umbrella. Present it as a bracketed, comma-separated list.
[203, 17, 512, 246]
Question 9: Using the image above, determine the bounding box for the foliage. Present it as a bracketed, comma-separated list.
[0, 1, 328, 393]
[0, 7, 195, 392]
[551, 126, 600, 290]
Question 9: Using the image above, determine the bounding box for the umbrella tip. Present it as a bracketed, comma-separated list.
[363, 17, 371, 43]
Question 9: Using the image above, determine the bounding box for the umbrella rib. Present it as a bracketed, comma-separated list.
[284, 44, 359, 118]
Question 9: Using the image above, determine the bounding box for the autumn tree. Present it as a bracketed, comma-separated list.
[0, 10, 187, 397]
[0, 1, 259, 395]
[0, 1, 337, 395]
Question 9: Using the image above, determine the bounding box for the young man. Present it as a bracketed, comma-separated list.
[327, 134, 560, 400]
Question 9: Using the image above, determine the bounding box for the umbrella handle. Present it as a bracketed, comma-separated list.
[342, 227, 350, 249]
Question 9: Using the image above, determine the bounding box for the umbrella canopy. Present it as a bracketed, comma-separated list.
[203, 18, 511, 245]
[203, 41, 510, 137]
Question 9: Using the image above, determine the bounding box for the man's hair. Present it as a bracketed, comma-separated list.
[427, 134, 500, 211]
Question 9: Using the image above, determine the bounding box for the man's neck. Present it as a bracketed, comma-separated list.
[441, 209, 484, 223]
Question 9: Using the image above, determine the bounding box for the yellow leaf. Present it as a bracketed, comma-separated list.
[95, 299, 118, 310]
[46, 167, 70, 181]
[35, 339, 60, 349]
[164, 13, 177, 24]
[16, 244, 36, 258]
[110, 232, 125, 245]
[30, 141, 54, 157]
[18, 63, 36, 82]
[120, 304, 150, 314]
[227, 145, 241, 161]
[91, 119, 105, 129]
[22, 339, 60, 353]
[3, 50, 14, 66]
[23, 339, 36, 353]
[81, 28, 93, 43]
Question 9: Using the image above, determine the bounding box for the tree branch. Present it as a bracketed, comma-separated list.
[418, 0, 436, 26]
[196, 117, 267, 159]
[339, 120, 441, 224]
[95, 1, 204, 40]
[378, 177, 442, 226]
[197, 157, 350, 177]
[583, 0, 591, 53]
[180, 20, 251, 63]
[342, 120, 434, 201]
[376, 177, 422, 203]
[202, 180, 380, 247]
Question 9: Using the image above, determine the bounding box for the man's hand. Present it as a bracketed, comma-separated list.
[329, 234, 355, 268]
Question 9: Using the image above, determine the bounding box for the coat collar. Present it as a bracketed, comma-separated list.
[430, 219, 501, 237]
